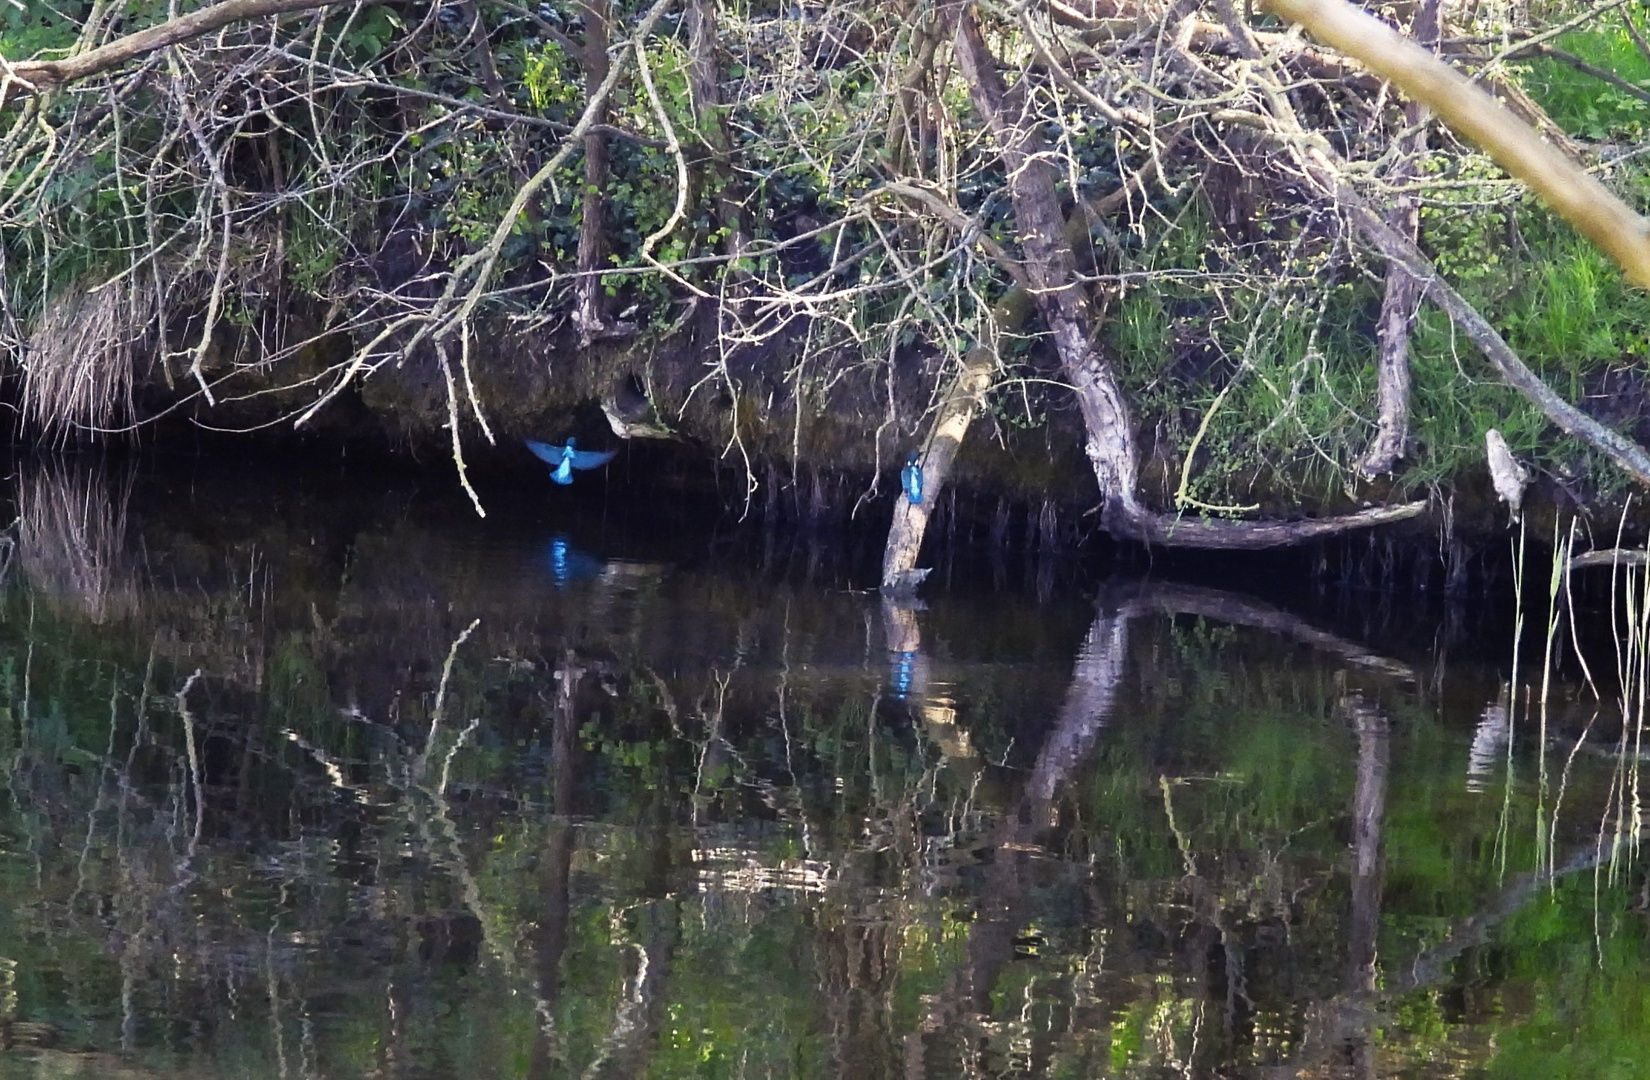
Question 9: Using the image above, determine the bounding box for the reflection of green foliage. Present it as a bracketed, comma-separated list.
[0, 541, 1644, 1078]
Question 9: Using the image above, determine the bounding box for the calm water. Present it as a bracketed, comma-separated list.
[0, 454, 1641, 1079]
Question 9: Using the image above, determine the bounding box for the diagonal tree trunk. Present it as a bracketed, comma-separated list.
[951, 5, 1142, 525]
[880, 353, 995, 594]
[949, 3, 1427, 549]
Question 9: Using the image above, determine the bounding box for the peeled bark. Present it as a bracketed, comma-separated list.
[951, 2, 1430, 549]
[573, 0, 613, 345]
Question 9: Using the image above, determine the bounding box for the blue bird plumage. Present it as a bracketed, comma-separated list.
[526, 438, 618, 486]
[890, 649, 916, 699]
[901, 452, 923, 504]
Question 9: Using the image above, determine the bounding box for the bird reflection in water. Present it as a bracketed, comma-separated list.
[543, 535, 607, 588]
[880, 598, 971, 759]
[890, 648, 917, 700]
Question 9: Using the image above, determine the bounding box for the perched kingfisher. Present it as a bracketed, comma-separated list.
[901, 452, 924, 505]
[526, 438, 618, 486]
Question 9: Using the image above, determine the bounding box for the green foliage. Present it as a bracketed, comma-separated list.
[1519, 24, 1650, 140]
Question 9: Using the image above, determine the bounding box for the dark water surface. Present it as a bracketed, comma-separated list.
[0, 455, 1642, 1079]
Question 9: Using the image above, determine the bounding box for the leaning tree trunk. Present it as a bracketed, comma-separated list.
[951, 5, 1143, 525]
[881, 351, 996, 593]
[950, 6, 1429, 546]
[573, 0, 612, 344]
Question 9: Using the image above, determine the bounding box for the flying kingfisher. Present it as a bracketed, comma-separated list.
[901, 452, 924, 504]
[526, 438, 618, 486]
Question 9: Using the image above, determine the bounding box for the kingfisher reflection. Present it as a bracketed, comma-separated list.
[879, 597, 972, 760]
[542, 534, 607, 588]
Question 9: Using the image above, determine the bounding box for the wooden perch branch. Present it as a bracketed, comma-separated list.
[1261, 0, 1650, 290]
[880, 354, 995, 594]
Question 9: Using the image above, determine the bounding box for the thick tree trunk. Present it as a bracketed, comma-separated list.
[573, 0, 613, 344]
[951, 3, 1429, 548]
[684, 0, 749, 268]
[1359, 0, 1438, 477]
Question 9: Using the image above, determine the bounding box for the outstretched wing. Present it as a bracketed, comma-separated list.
[568, 448, 617, 471]
[525, 439, 567, 466]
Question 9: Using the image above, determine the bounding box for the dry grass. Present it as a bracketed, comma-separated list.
[21, 277, 152, 439]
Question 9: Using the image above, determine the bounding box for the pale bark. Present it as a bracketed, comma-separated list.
[952, 5, 1142, 522]
[880, 354, 994, 594]
[1261, 0, 1650, 290]
[1359, 0, 1438, 478]
[951, 2, 1432, 550]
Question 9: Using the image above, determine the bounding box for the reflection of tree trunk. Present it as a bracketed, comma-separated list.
[574, 0, 612, 345]
[528, 654, 582, 1079]
[584, 900, 679, 1080]
[1345, 697, 1388, 995]
[822, 917, 902, 1080]
[1336, 695, 1390, 1080]
[879, 599, 974, 758]
[917, 599, 1132, 1043]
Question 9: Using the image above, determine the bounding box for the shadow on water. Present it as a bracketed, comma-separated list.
[0, 453, 1640, 1078]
